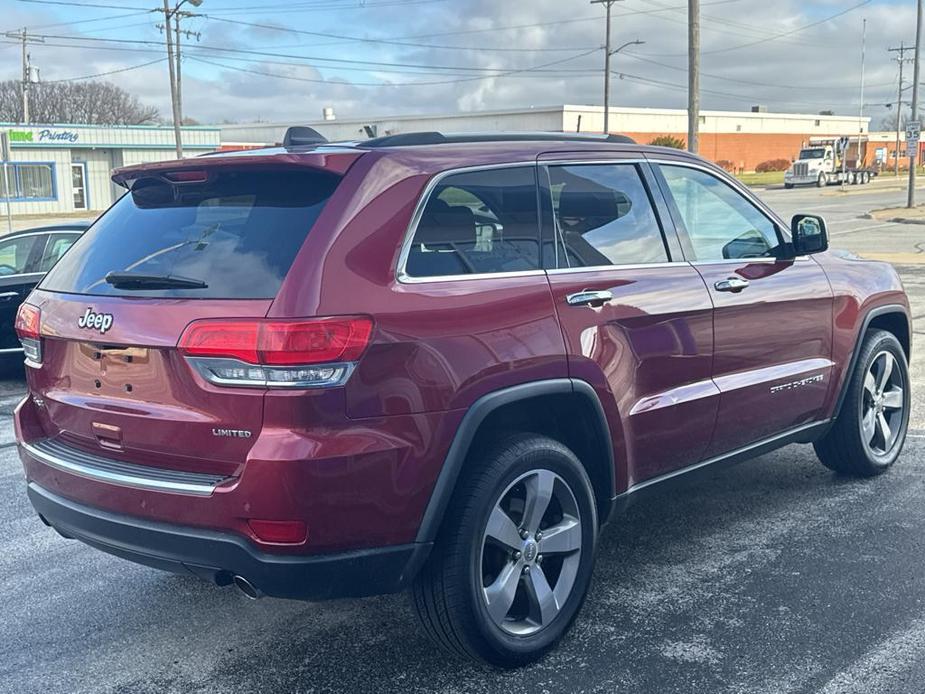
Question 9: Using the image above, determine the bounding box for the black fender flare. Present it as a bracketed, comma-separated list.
[414, 378, 615, 544]
[833, 303, 911, 419]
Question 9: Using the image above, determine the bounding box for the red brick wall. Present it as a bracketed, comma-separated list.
[624, 132, 829, 172]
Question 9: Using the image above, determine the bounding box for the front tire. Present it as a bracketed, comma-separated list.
[412, 434, 598, 667]
[814, 330, 910, 476]
[817, 172, 828, 187]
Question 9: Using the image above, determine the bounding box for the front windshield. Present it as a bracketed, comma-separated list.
[799, 149, 826, 160]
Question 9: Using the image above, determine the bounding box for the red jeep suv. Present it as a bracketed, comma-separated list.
[14, 130, 911, 666]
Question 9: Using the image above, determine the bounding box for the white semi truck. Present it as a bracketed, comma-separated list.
[783, 137, 877, 189]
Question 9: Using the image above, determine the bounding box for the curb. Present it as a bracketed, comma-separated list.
[862, 210, 925, 225]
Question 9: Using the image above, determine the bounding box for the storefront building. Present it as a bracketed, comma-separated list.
[0, 123, 220, 216]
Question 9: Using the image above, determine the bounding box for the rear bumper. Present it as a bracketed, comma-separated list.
[28, 481, 432, 601]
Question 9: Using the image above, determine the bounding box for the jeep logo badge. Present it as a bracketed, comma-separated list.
[77, 308, 113, 334]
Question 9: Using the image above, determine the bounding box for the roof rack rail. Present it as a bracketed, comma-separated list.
[359, 131, 636, 148]
[283, 126, 329, 147]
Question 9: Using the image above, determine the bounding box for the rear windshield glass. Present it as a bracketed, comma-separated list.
[41, 168, 340, 299]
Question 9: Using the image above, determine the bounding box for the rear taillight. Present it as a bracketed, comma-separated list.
[177, 316, 373, 388]
[14, 303, 42, 365]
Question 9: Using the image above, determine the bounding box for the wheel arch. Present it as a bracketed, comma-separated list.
[414, 379, 616, 544]
[833, 304, 911, 418]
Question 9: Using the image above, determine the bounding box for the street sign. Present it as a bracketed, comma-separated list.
[906, 121, 921, 158]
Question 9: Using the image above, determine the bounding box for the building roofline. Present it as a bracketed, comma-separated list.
[217, 104, 869, 131]
[561, 104, 870, 123]
[0, 122, 220, 132]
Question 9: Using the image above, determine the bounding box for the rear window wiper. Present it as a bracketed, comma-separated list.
[104, 271, 208, 290]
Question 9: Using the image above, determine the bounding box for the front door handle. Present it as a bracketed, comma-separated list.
[566, 290, 613, 307]
[714, 277, 750, 293]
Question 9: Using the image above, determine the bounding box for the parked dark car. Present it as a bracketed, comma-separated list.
[13, 133, 911, 666]
[0, 223, 87, 355]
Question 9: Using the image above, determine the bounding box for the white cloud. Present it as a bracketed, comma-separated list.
[0, 0, 914, 127]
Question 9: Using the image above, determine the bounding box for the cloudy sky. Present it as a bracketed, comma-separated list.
[0, 0, 917, 127]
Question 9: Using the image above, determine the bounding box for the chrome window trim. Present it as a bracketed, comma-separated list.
[394, 161, 540, 285]
[399, 269, 547, 284]
[21, 439, 225, 496]
[546, 261, 687, 275]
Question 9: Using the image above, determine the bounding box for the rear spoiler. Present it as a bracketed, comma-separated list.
[111, 149, 364, 189]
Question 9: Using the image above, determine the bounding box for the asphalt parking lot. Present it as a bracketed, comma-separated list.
[3, 181, 925, 693]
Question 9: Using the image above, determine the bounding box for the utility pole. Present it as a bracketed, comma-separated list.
[909, 0, 922, 208]
[591, 1, 642, 135]
[889, 42, 913, 176]
[161, 0, 183, 158]
[3, 29, 44, 124]
[158, 0, 203, 158]
[688, 0, 700, 153]
[856, 19, 866, 171]
[158, 17, 200, 126]
[591, 0, 623, 134]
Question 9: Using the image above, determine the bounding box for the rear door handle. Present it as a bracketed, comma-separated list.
[714, 277, 750, 293]
[0, 291, 19, 303]
[566, 290, 613, 307]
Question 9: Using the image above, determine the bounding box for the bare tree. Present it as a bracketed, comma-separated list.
[0, 80, 158, 125]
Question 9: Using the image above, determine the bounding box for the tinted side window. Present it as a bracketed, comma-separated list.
[547, 164, 668, 268]
[38, 233, 79, 272]
[660, 165, 781, 260]
[0, 234, 41, 275]
[405, 166, 539, 278]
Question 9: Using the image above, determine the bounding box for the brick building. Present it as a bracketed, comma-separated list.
[220, 104, 871, 172]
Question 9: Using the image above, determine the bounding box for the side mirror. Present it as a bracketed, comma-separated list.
[791, 214, 828, 255]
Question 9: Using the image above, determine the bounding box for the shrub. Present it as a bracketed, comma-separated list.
[649, 135, 686, 149]
[715, 160, 735, 172]
[755, 158, 791, 173]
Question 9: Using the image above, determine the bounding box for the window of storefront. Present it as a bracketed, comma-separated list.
[0, 162, 56, 201]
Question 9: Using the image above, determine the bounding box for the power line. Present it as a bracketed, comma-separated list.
[188, 48, 602, 88]
[642, 0, 872, 57]
[22, 31, 605, 74]
[5, 9, 154, 34]
[17, 0, 150, 10]
[621, 50, 894, 92]
[203, 15, 588, 52]
[44, 56, 166, 82]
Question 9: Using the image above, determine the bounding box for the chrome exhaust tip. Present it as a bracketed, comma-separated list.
[232, 575, 263, 600]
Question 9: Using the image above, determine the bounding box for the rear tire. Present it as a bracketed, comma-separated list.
[411, 433, 598, 667]
[814, 330, 910, 477]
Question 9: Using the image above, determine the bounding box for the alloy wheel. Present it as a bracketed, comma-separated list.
[861, 350, 905, 456]
[479, 469, 583, 637]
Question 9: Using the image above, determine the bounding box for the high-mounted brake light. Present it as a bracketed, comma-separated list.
[178, 316, 373, 388]
[163, 170, 209, 184]
[15, 303, 42, 365]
